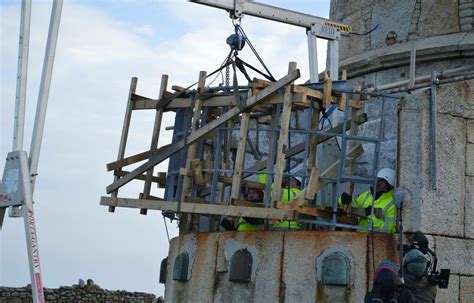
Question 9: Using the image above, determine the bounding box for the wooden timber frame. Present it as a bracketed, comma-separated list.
[101, 61, 392, 234]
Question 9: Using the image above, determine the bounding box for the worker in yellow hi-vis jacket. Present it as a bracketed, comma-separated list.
[258, 173, 302, 231]
[339, 168, 397, 234]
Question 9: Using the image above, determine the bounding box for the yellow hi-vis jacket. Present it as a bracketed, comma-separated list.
[339, 189, 396, 233]
[257, 173, 301, 230]
[237, 217, 263, 231]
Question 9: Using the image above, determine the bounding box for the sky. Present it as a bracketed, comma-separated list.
[1, 0, 330, 296]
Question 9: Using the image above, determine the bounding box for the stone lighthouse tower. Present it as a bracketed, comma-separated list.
[330, 0, 474, 301]
[101, 1, 473, 302]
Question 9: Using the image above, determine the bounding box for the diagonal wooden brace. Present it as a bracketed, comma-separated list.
[106, 69, 300, 194]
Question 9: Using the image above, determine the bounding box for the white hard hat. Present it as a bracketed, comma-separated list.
[377, 168, 396, 187]
[293, 176, 302, 183]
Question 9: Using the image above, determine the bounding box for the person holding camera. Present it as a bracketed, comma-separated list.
[403, 247, 437, 302]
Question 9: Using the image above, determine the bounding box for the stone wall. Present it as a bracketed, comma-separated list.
[0, 282, 160, 303]
[398, 79, 474, 302]
[163, 231, 398, 303]
[330, 0, 473, 61]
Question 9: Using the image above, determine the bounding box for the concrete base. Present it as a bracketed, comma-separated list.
[164, 231, 399, 303]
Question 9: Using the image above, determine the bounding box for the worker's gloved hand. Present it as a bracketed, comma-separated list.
[365, 206, 373, 217]
[220, 218, 235, 231]
[340, 192, 352, 205]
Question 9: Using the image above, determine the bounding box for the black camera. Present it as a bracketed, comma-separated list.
[428, 269, 450, 289]
[405, 231, 451, 289]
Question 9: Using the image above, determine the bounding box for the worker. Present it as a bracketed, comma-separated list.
[258, 173, 302, 230]
[402, 249, 437, 303]
[365, 261, 415, 303]
[236, 185, 265, 231]
[220, 185, 266, 231]
[339, 168, 397, 234]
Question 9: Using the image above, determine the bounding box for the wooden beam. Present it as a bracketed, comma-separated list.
[323, 71, 333, 109]
[142, 75, 168, 204]
[106, 69, 300, 194]
[114, 169, 165, 184]
[109, 77, 138, 212]
[304, 167, 321, 201]
[180, 70, 207, 230]
[272, 62, 297, 206]
[106, 144, 171, 171]
[338, 70, 347, 111]
[231, 112, 250, 200]
[100, 196, 296, 220]
[191, 159, 205, 185]
[231, 199, 264, 208]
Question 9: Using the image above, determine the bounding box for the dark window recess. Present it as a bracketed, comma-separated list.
[159, 257, 168, 284]
[229, 248, 253, 283]
[321, 252, 350, 286]
[173, 252, 189, 281]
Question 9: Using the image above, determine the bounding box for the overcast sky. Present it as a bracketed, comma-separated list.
[1, 0, 329, 296]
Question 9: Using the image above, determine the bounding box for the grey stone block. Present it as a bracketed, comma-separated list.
[282, 231, 368, 303]
[434, 236, 474, 275]
[399, 93, 466, 236]
[165, 233, 218, 303]
[420, 114, 466, 236]
[460, 276, 474, 303]
[467, 144, 474, 176]
[462, 23, 474, 31]
[213, 232, 283, 303]
[338, 10, 368, 60]
[437, 80, 474, 119]
[460, 16, 474, 24]
[417, 0, 460, 38]
[370, 0, 414, 48]
[466, 176, 474, 239]
[468, 120, 474, 143]
[460, 8, 474, 18]
[460, 2, 474, 10]
[436, 274, 459, 303]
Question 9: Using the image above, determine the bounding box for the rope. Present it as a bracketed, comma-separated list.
[163, 215, 171, 242]
[235, 25, 276, 82]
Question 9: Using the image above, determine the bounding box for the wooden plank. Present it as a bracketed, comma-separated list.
[100, 196, 296, 220]
[231, 112, 250, 199]
[346, 85, 363, 194]
[142, 75, 168, 203]
[109, 77, 138, 212]
[106, 69, 300, 194]
[133, 88, 318, 110]
[181, 71, 207, 205]
[114, 169, 164, 184]
[191, 159, 205, 185]
[304, 167, 321, 201]
[323, 71, 333, 109]
[308, 106, 321, 172]
[272, 62, 297, 206]
[277, 202, 358, 224]
[107, 145, 172, 172]
[185, 69, 300, 145]
[277, 201, 326, 217]
[338, 70, 347, 111]
[231, 199, 264, 208]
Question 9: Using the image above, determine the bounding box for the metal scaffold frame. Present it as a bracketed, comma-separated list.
[1, 1, 63, 303]
[100, 59, 396, 234]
